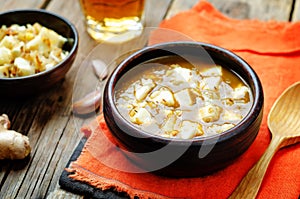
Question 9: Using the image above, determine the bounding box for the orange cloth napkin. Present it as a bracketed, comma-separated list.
[68, 1, 300, 198]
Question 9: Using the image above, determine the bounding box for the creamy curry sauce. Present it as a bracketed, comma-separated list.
[115, 56, 253, 139]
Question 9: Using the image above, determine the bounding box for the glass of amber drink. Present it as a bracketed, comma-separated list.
[79, 0, 145, 43]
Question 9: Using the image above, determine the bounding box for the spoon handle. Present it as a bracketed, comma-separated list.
[229, 135, 283, 199]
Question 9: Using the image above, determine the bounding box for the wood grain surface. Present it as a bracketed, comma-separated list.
[0, 0, 299, 198]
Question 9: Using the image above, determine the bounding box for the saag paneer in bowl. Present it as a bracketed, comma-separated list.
[103, 42, 264, 177]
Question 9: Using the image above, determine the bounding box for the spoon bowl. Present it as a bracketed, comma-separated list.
[230, 81, 300, 198]
[268, 82, 300, 141]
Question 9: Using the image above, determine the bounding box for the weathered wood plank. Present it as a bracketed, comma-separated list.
[29, 122, 82, 197]
[43, 123, 83, 196]
[209, 0, 293, 21]
[166, 0, 198, 19]
[0, 0, 48, 11]
[0, 0, 173, 198]
[0, 0, 84, 195]
[0, 92, 77, 198]
[47, 189, 82, 199]
[0, 96, 47, 197]
[0, 0, 296, 198]
[292, 0, 300, 21]
[0, 0, 9, 9]
[144, 0, 173, 27]
[167, 0, 293, 21]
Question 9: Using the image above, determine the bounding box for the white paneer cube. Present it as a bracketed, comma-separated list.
[222, 110, 243, 122]
[14, 57, 35, 76]
[162, 115, 176, 133]
[38, 27, 67, 48]
[174, 89, 195, 107]
[200, 76, 222, 91]
[200, 66, 222, 77]
[45, 63, 55, 70]
[219, 82, 234, 99]
[141, 78, 154, 85]
[207, 123, 235, 134]
[129, 107, 152, 125]
[199, 104, 222, 123]
[0, 65, 10, 78]
[44, 28, 67, 48]
[233, 86, 250, 101]
[134, 84, 152, 101]
[0, 35, 18, 49]
[11, 41, 25, 58]
[180, 121, 204, 139]
[163, 109, 173, 117]
[134, 79, 156, 101]
[0, 47, 13, 65]
[26, 27, 67, 55]
[150, 87, 176, 107]
[201, 90, 220, 104]
[169, 64, 193, 83]
[26, 33, 50, 54]
[9, 24, 26, 32]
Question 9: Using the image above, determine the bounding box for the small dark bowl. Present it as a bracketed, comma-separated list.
[103, 42, 264, 177]
[0, 9, 78, 98]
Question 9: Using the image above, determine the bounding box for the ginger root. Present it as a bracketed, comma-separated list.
[0, 114, 31, 160]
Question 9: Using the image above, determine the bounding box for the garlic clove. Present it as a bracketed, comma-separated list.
[92, 59, 108, 81]
[72, 89, 102, 115]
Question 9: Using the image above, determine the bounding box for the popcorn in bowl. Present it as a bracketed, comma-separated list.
[0, 23, 69, 78]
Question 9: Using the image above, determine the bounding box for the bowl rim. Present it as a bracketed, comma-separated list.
[0, 9, 79, 81]
[105, 41, 264, 145]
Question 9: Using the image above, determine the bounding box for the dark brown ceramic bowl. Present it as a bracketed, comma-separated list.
[103, 42, 264, 177]
[0, 9, 78, 98]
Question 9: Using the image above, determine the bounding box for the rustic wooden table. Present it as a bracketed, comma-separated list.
[0, 0, 299, 198]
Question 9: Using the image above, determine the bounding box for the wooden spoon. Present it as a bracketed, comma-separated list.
[229, 81, 300, 199]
